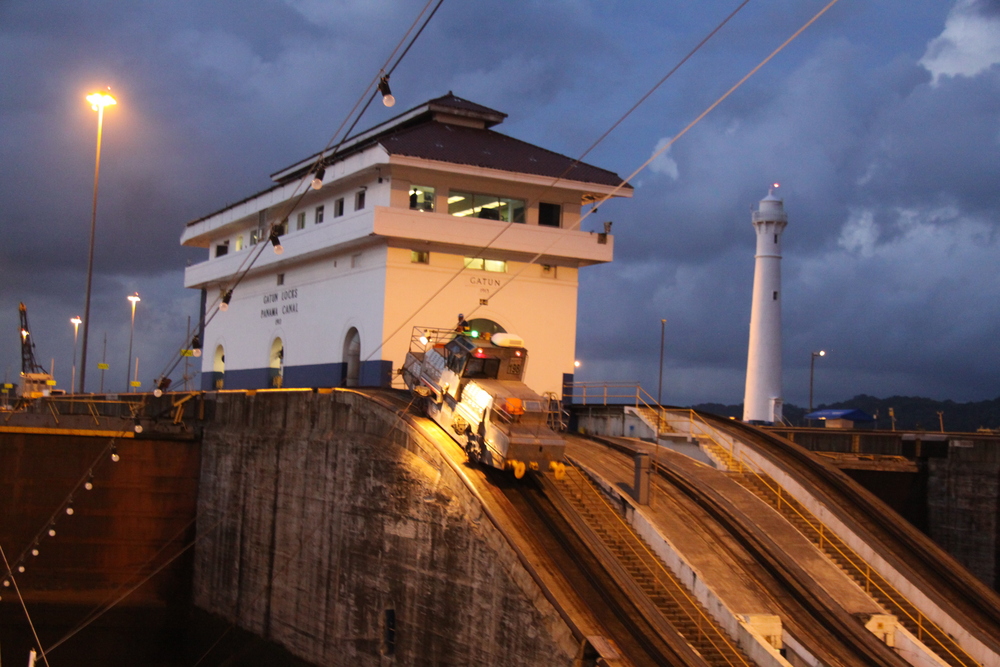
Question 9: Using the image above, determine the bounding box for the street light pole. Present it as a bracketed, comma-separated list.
[657, 319, 666, 407]
[127, 293, 140, 392]
[70, 316, 82, 395]
[79, 90, 116, 394]
[809, 350, 826, 412]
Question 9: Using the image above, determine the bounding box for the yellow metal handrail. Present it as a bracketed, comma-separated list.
[559, 461, 750, 667]
[672, 410, 979, 667]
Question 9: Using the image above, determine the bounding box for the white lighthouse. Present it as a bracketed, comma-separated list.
[743, 185, 787, 424]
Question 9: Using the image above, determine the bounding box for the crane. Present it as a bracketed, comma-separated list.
[18, 302, 55, 398]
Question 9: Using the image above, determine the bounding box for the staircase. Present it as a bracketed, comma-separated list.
[737, 473, 979, 667]
[634, 405, 675, 438]
[554, 466, 754, 667]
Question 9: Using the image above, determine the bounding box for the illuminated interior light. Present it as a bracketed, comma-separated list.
[447, 196, 465, 204]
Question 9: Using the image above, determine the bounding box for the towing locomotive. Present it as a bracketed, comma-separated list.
[401, 326, 566, 478]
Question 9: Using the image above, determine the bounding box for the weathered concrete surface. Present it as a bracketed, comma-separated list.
[928, 440, 1000, 589]
[194, 390, 577, 666]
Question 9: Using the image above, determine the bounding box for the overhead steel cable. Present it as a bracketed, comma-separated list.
[1, 544, 50, 667]
[460, 0, 843, 322]
[365, 0, 753, 364]
[154, 0, 446, 388]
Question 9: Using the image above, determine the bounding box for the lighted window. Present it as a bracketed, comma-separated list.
[355, 190, 366, 211]
[464, 257, 507, 272]
[411, 250, 429, 264]
[334, 198, 345, 217]
[296, 212, 306, 230]
[235, 235, 244, 251]
[409, 185, 435, 212]
[315, 205, 325, 224]
[449, 191, 525, 223]
[539, 203, 561, 227]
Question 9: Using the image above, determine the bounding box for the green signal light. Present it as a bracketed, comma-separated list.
[470, 330, 479, 338]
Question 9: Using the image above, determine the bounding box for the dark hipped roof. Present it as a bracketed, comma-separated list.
[379, 121, 627, 188]
[274, 92, 630, 190]
[188, 94, 629, 227]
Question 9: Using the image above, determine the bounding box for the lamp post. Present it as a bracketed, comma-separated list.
[70, 316, 82, 395]
[79, 90, 117, 393]
[126, 293, 140, 392]
[657, 319, 666, 406]
[809, 350, 826, 412]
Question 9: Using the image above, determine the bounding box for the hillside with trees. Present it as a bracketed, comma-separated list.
[691, 395, 1000, 433]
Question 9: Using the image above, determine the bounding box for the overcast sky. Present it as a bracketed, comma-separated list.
[2, 0, 998, 406]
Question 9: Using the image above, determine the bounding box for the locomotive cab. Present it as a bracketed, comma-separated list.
[402, 327, 565, 478]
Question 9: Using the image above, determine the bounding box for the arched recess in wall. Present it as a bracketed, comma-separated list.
[269, 337, 284, 388]
[343, 328, 360, 387]
[467, 318, 505, 340]
[213, 345, 225, 389]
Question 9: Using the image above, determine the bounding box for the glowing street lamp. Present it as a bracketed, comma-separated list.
[70, 316, 82, 395]
[79, 89, 117, 393]
[126, 293, 140, 392]
[809, 350, 826, 412]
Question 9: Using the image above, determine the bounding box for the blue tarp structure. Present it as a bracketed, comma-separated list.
[804, 408, 875, 422]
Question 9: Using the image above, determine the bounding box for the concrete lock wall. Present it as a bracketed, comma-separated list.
[193, 390, 577, 666]
[928, 440, 1000, 590]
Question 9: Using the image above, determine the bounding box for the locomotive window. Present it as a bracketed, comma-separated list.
[463, 357, 500, 379]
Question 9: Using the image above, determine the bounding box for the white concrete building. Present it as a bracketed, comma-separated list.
[181, 94, 631, 395]
[743, 186, 787, 424]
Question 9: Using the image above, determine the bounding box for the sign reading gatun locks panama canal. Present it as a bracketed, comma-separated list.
[262, 288, 299, 320]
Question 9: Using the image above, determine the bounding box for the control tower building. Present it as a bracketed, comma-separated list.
[743, 186, 787, 424]
[180, 94, 632, 396]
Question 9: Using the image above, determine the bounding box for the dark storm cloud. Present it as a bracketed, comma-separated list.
[2, 0, 997, 405]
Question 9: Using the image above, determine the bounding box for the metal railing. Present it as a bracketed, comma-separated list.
[558, 461, 751, 666]
[684, 414, 980, 667]
[569, 381, 672, 435]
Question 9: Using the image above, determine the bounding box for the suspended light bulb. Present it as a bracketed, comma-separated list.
[191, 334, 203, 358]
[48, 528, 56, 537]
[311, 168, 325, 190]
[85, 473, 94, 491]
[31, 548, 39, 557]
[3, 579, 9, 587]
[134, 418, 143, 434]
[219, 290, 233, 312]
[269, 231, 284, 255]
[17, 566, 24, 573]
[111, 445, 120, 462]
[66, 506, 74, 515]
[378, 75, 395, 107]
